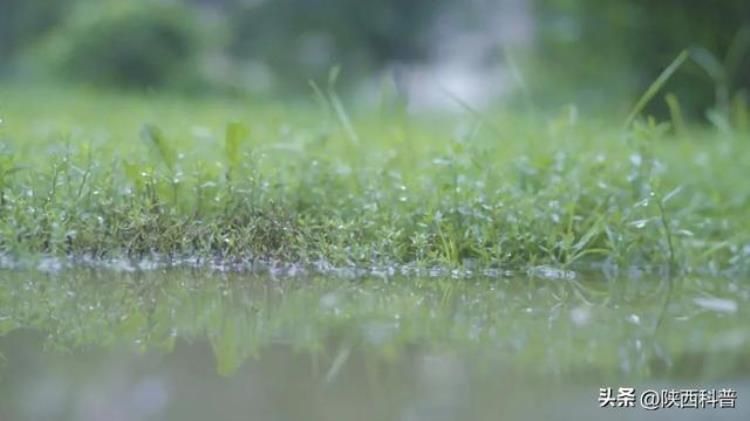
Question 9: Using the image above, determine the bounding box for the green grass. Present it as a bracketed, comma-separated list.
[0, 85, 748, 274]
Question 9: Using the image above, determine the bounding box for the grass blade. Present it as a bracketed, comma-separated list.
[327, 66, 359, 145]
[624, 50, 689, 128]
[141, 124, 175, 172]
[664, 93, 685, 134]
[225, 122, 249, 177]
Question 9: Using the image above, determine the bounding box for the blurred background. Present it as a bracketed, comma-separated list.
[0, 0, 748, 117]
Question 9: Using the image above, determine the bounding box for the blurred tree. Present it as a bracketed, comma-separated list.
[0, 0, 67, 67]
[224, 0, 447, 91]
[1, 0, 746, 115]
[55, 1, 202, 89]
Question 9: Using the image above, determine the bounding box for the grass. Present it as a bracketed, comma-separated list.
[0, 84, 748, 275]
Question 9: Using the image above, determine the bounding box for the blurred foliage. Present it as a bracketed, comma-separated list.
[0, 0, 67, 66]
[53, 1, 202, 89]
[0, 0, 747, 115]
[535, 0, 750, 117]
[224, 0, 445, 91]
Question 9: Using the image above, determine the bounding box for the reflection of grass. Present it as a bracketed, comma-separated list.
[0, 85, 748, 274]
[0, 269, 747, 379]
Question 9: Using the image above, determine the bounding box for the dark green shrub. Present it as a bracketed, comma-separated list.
[57, 1, 200, 89]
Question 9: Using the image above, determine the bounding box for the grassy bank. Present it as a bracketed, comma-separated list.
[0, 86, 748, 274]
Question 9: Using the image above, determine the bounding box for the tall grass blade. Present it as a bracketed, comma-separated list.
[141, 124, 175, 172]
[327, 66, 360, 145]
[725, 26, 750, 82]
[691, 47, 725, 82]
[624, 50, 689, 128]
[664, 93, 685, 134]
[225, 122, 248, 177]
[308, 80, 331, 114]
[438, 85, 503, 139]
[503, 45, 537, 116]
[324, 343, 352, 384]
[691, 47, 729, 112]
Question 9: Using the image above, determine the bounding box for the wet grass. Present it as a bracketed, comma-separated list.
[0, 85, 749, 274]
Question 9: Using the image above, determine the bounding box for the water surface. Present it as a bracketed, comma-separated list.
[0, 268, 748, 420]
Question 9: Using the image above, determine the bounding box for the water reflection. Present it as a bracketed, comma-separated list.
[0, 269, 748, 420]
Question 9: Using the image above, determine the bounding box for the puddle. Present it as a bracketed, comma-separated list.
[0, 269, 748, 420]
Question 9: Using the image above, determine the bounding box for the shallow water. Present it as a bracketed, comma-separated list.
[0, 268, 748, 420]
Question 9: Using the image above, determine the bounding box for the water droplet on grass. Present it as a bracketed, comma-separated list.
[629, 219, 650, 229]
[570, 306, 590, 326]
[694, 297, 738, 314]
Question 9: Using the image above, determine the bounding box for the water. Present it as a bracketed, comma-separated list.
[0, 268, 748, 420]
